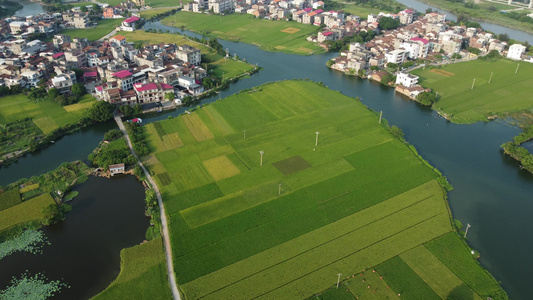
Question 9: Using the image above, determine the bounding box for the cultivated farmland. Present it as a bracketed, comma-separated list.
[0, 93, 96, 135]
[411, 59, 533, 124]
[142, 80, 503, 299]
[162, 12, 324, 55]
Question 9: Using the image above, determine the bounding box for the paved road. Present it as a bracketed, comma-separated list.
[115, 115, 181, 300]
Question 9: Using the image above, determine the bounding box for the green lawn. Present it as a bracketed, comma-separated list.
[0, 94, 96, 135]
[0, 193, 54, 232]
[0, 190, 22, 211]
[140, 80, 481, 299]
[411, 59, 533, 123]
[92, 238, 172, 300]
[60, 18, 124, 41]
[330, 0, 401, 17]
[162, 12, 324, 55]
[120, 31, 255, 79]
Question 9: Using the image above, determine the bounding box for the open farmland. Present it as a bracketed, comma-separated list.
[0, 94, 96, 135]
[411, 59, 533, 124]
[162, 12, 324, 55]
[142, 80, 504, 299]
[0, 193, 54, 232]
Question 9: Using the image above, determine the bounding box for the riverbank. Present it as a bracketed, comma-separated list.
[413, 0, 533, 34]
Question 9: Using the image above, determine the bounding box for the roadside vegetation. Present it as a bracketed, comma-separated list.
[410, 58, 533, 124]
[135, 80, 502, 299]
[162, 12, 324, 55]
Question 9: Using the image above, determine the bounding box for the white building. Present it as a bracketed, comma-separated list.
[399, 41, 420, 59]
[395, 72, 419, 88]
[507, 44, 526, 60]
[385, 49, 409, 64]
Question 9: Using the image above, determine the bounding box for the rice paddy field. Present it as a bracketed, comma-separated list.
[141, 80, 505, 299]
[0, 193, 55, 232]
[162, 12, 324, 55]
[92, 238, 172, 300]
[0, 94, 96, 135]
[410, 59, 533, 124]
[0, 94, 95, 134]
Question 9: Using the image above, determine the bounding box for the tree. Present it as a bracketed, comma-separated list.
[80, 6, 88, 12]
[417, 91, 437, 106]
[165, 92, 175, 101]
[357, 69, 366, 77]
[87, 101, 114, 122]
[182, 95, 193, 104]
[104, 129, 123, 141]
[389, 125, 404, 139]
[42, 203, 72, 226]
[48, 88, 59, 101]
[381, 73, 394, 85]
[497, 33, 510, 42]
[378, 17, 400, 31]
[451, 53, 462, 59]
[71, 83, 86, 96]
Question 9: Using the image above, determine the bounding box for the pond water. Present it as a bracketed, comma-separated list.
[0, 175, 149, 299]
[13, 0, 44, 17]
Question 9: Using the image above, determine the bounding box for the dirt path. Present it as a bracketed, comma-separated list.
[114, 115, 181, 300]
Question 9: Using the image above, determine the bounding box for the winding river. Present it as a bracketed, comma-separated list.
[3, 2, 533, 298]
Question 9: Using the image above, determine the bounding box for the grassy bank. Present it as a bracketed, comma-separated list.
[91, 238, 172, 300]
[162, 12, 324, 55]
[414, 0, 533, 33]
[60, 18, 124, 41]
[410, 59, 533, 124]
[137, 79, 505, 299]
[120, 30, 256, 79]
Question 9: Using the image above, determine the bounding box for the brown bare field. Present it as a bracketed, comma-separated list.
[430, 69, 455, 77]
[281, 27, 301, 33]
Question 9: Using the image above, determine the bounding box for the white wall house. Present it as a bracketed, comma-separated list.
[395, 72, 419, 88]
[385, 49, 409, 64]
[507, 44, 526, 60]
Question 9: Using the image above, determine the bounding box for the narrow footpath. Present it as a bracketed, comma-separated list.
[114, 115, 181, 300]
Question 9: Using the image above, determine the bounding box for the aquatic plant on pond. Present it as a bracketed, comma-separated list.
[0, 229, 49, 260]
[0, 272, 67, 300]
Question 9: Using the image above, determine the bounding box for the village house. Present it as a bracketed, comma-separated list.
[507, 44, 526, 60]
[109, 163, 125, 175]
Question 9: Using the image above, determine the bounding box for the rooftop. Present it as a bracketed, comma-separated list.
[112, 70, 132, 78]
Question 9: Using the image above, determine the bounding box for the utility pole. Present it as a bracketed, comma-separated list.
[379, 111, 382, 124]
[515, 63, 520, 74]
[278, 184, 282, 195]
[243, 129, 246, 140]
[337, 273, 342, 289]
[464, 223, 471, 238]
[259, 151, 264, 166]
[315, 131, 320, 146]
[471, 78, 476, 90]
[489, 72, 493, 83]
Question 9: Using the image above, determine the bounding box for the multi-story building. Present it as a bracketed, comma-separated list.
[65, 50, 87, 68]
[507, 44, 526, 60]
[208, 0, 235, 13]
[51, 71, 77, 94]
[53, 35, 72, 49]
[395, 72, 418, 87]
[385, 49, 409, 64]
[111, 69, 134, 91]
[21, 70, 43, 87]
[176, 45, 201, 66]
[133, 82, 174, 103]
[73, 13, 90, 29]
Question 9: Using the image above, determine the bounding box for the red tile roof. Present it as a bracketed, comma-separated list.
[124, 16, 140, 23]
[410, 37, 429, 44]
[112, 70, 132, 78]
[52, 52, 64, 58]
[83, 71, 97, 77]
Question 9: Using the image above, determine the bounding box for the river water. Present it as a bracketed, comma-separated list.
[2, 4, 533, 299]
[0, 175, 149, 299]
[13, 0, 44, 17]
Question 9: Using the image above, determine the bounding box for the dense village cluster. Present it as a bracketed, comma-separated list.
[0, 5, 210, 108]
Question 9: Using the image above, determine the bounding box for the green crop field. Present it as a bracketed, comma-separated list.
[120, 31, 255, 79]
[0, 190, 22, 211]
[138, 80, 505, 299]
[0, 94, 96, 135]
[411, 59, 533, 124]
[162, 12, 324, 55]
[61, 18, 124, 41]
[92, 238, 172, 300]
[0, 193, 54, 232]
